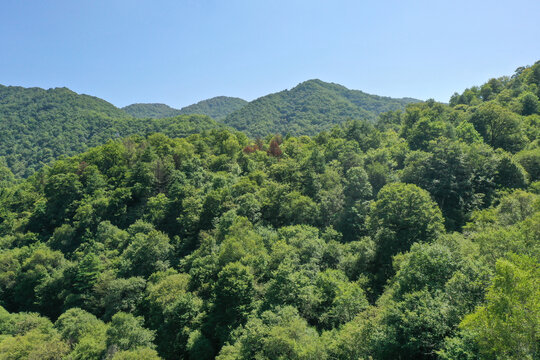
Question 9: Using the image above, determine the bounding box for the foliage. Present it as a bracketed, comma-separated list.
[460, 254, 539, 360]
[122, 103, 183, 119]
[0, 85, 224, 177]
[224, 79, 419, 137]
[0, 62, 539, 360]
[123, 96, 247, 120]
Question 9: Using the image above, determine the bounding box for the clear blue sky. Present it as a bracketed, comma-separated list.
[1, 0, 539, 108]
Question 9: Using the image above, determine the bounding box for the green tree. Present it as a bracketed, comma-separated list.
[518, 91, 539, 115]
[55, 308, 107, 348]
[369, 183, 444, 291]
[99, 277, 147, 320]
[339, 166, 373, 240]
[468, 102, 524, 152]
[121, 224, 172, 277]
[515, 147, 540, 182]
[105, 312, 156, 356]
[315, 269, 368, 329]
[401, 138, 475, 230]
[0, 307, 69, 360]
[217, 306, 326, 360]
[460, 254, 539, 360]
[206, 262, 255, 349]
[12, 245, 66, 313]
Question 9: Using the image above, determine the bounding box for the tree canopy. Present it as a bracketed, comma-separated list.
[0, 61, 539, 359]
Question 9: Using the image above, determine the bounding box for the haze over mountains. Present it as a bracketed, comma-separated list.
[0, 79, 419, 176]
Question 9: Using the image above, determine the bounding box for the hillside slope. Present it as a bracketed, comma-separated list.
[178, 96, 247, 119]
[122, 103, 180, 118]
[0, 62, 539, 360]
[123, 96, 247, 120]
[0, 85, 224, 177]
[0, 58, 539, 358]
[224, 79, 419, 137]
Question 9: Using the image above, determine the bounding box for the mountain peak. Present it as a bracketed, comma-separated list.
[123, 96, 247, 119]
[224, 80, 420, 137]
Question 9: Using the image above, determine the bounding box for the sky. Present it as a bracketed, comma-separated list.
[1, 0, 539, 108]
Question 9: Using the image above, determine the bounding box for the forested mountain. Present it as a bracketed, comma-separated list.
[177, 96, 248, 119]
[0, 81, 414, 178]
[123, 97, 248, 120]
[0, 85, 224, 177]
[0, 62, 538, 359]
[122, 103, 181, 119]
[223, 79, 419, 137]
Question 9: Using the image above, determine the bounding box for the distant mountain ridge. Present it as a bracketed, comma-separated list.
[123, 96, 248, 120]
[177, 96, 248, 119]
[0, 85, 224, 177]
[122, 103, 180, 118]
[0, 85, 128, 118]
[223, 79, 420, 137]
[0, 80, 420, 176]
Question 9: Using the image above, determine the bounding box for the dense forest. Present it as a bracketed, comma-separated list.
[0, 85, 224, 177]
[122, 103, 184, 119]
[0, 62, 539, 360]
[176, 97, 248, 120]
[0, 81, 414, 178]
[123, 97, 248, 120]
[223, 79, 419, 137]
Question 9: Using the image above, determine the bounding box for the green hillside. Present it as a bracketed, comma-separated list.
[123, 96, 247, 120]
[178, 96, 248, 119]
[0, 62, 538, 360]
[0, 81, 417, 177]
[0, 85, 224, 177]
[224, 79, 419, 137]
[122, 103, 181, 118]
